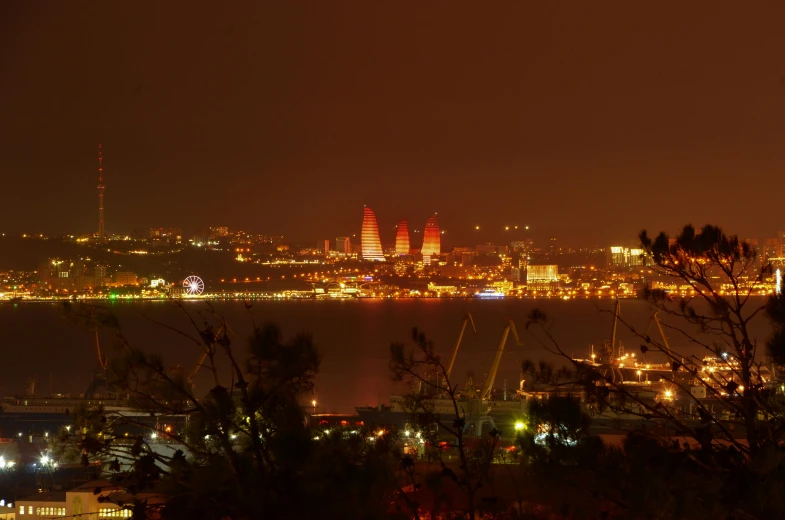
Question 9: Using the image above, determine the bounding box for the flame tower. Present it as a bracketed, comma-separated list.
[97, 144, 105, 240]
[361, 207, 384, 261]
[421, 214, 441, 258]
[395, 219, 410, 256]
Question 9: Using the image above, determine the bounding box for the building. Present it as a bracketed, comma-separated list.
[421, 214, 440, 260]
[318, 239, 330, 255]
[763, 238, 782, 263]
[209, 226, 229, 237]
[609, 246, 647, 267]
[395, 220, 410, 256]
[149, 227, 182, 241]
[361, 207, 384, 261]
[427, 282, 457, 295]
[490, 279, 515, 295]
[336, 237, 351, 255]
[526, 264, 560, 291]
[115, 272, 138, 286]
[38, 259, 75, 291]
[16, 479, 162, 519]
[510, 239, 534, 252]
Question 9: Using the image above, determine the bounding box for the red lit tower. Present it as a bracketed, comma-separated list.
[395, 219, 410, 256]
[421, 214, 440, 259]
[361, 207, 385, 261]
[97, 144, 105, 240]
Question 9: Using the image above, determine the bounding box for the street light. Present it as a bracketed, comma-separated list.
[514, 421, 525, 432]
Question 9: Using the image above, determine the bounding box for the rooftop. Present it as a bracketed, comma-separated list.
[17, 491, 66, 503]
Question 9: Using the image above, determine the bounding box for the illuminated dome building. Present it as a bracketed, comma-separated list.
[421, 214, 441, 259]
[361, 206, 385, 261]
[395, 219, 410, 256]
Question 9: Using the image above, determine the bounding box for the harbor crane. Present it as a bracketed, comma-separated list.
[480, 320, 521, 400]
[85, 308, 110, 399]
[188, 323, 233, 385]
[445, 312, 476, 379]
[652, 311, 676, 361]
[599, 298, 625, 383]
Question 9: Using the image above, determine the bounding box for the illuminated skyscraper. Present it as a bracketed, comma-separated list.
[361, 207, 384, 261]
[395, 219, 410, 256]
[421, 214, 440, 258]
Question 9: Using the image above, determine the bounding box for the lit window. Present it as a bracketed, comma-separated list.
[28, 506, 32, 514]
[18, 505, 23, 514]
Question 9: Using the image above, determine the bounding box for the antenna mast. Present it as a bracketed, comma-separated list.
[97, 144, 105, 240]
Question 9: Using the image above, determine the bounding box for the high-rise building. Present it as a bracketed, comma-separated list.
[320, 239, 331, 255]
[421, 214, 440, 258]
[361, 207, 384, 261]
[336, 237, 351, 254]
[395, 219, 410, 256]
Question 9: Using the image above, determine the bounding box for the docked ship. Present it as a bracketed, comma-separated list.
[0, 323, 191, 439]
[0, 373, 188, 440]
[356, 301, 771, 435]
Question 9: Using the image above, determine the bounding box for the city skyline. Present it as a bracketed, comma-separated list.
[2, 2, 785, 245]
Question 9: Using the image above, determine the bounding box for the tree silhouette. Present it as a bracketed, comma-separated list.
[523, 224, 785, 518]
[61, 302, 401, 520]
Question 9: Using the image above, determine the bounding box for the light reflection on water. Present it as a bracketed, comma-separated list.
[0, 298, 772, 413]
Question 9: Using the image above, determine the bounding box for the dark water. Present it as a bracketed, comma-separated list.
[0, 299, 775, 413]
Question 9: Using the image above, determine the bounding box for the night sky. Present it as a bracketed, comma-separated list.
[1, 2, 784, 246]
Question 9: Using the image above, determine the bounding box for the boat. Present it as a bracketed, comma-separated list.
[474, 289, 504, 299]
[0, 321, 192, 439]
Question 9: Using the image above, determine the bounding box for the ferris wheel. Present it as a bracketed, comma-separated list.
[183, 275, 205, 296]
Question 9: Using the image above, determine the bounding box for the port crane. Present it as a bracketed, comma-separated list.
[480, 320, 521, 400]
[187, 323, 233, 386]
[598, 299, 625, 383]
[651, 311, 676, 361]
[445, 312, 476, 379]
[84, 309, 110, 399]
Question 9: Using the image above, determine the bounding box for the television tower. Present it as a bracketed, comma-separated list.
[97, 144, 105, 240]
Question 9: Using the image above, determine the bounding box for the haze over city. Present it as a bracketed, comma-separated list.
[2, 1, 785, 245]
[5, 3, 785, 518]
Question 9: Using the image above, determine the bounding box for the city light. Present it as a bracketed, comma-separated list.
[514, 421, 525, 431]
